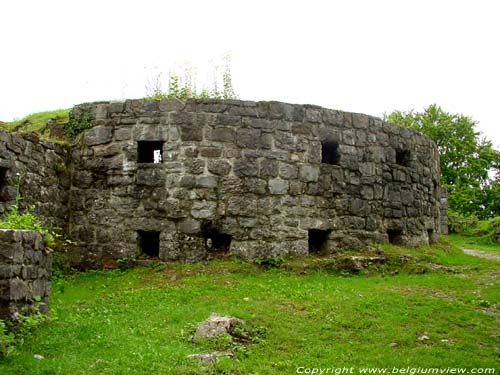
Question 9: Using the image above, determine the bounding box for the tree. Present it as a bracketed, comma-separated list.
[385, 104, 500, 218]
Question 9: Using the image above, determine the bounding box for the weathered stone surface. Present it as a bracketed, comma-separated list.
[207, 160, 231, 176]
[0, 230, 50, 320]
[0, 99, 446, 267]
[268, 178, 289, 195]
[83, 126, 113, 146]
[192, 313, 244, 342]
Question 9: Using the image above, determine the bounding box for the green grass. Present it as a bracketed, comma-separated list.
[0, 109, 69, 139]
[0, 238, 498, 374]
[448, 233, 500, 254]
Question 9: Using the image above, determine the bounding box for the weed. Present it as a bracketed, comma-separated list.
[145, 53, 238, 100]
[0, 305, 48, 357]
[64, 103, 92, 138]
[254, 256, 284, 269]
[0, 174, 59, 248]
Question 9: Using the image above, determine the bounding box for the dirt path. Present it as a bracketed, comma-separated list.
[462, 248, 500, 261]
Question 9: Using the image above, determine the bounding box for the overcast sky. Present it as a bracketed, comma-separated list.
[1, 0, 499, 147]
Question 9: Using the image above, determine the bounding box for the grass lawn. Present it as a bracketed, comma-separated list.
[448, 233, 500, 254]
[0, 109, 69, 139]
[0, 237, 498, 374]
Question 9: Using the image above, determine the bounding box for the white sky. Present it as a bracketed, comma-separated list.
[1, 0, 499, 147]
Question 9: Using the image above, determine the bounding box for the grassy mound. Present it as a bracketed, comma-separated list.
[0, 109, 69, 141]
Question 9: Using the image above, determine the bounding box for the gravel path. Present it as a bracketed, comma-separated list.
[462, 248, 500, 261]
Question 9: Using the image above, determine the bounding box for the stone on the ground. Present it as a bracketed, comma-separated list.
[192, 313, 244, 342]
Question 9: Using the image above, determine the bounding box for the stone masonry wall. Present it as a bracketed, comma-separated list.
[68, 99, 446, 266]
[0, 131, 70, 229]
[0, 230, 51, 320]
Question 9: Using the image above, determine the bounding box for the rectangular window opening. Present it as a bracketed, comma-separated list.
[395, 149, 411, 166]
[137, 230, 160, 257]
[137, 141, 164, 163]
[308, 229, 332, 253]
[387, 229, 403, 245]
[321, 141, 340, 165]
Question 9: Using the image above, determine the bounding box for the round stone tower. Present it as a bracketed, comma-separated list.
[68, 99, 446, 265]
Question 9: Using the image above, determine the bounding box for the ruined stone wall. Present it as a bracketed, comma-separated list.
[0, 131, 70, 229]
[0, 230, 51, 320]
[68, 99, 445, 266]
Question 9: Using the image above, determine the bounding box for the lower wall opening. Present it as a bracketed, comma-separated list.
[137, 230, 160, 257]
[201, 221, 231, 254]
[308, 229, 331, 253]
[387, 229, 403, 245]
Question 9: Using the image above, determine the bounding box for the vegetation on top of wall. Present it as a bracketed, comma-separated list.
[64, 103, 93, 139]
[0, 176, 58, 248]
[0, 109, 69, 140]
[145, 53, 238, 100]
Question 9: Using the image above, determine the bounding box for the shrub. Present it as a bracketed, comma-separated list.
[0, 175, 58, 248]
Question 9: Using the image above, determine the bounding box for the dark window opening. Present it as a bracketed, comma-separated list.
[0, 167, 8, 201]
[137, 141, 164, 163]
[387, 229, 403, 245]
[321, 141, 340, 165]
[308, 229, 331, 253]
[137, 230, 160, 257]
[201, 221, 232, 254]
[395, 149, 411, 166]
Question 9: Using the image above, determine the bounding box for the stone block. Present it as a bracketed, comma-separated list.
[279, 163, 298, 179]
[236, 128, 260, 149]
[178, 219, 201, 234]
[259, 159, 278, 178]
[207, 160, 232, 176]
[180, 125, 203, 141]
[234, 159, 259, 177]
[299, 165, 319, 182]
[83, 126, 113, 146]
[196, 176, 218, 188]
[136, 168, 166, 186]
[191, 201, 217, 219]
[210, 127, 235, 143]
[268, 178, 289, 195]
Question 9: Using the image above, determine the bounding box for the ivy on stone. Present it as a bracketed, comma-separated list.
[64, 104, 93, 138]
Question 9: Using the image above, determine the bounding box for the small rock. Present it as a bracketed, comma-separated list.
[187, 350, 233, 363]
[192, 313, 244, 342]
[389, 342, 399, 348]
[34, 354, 44, 360]
[418, 334, 430, 342]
